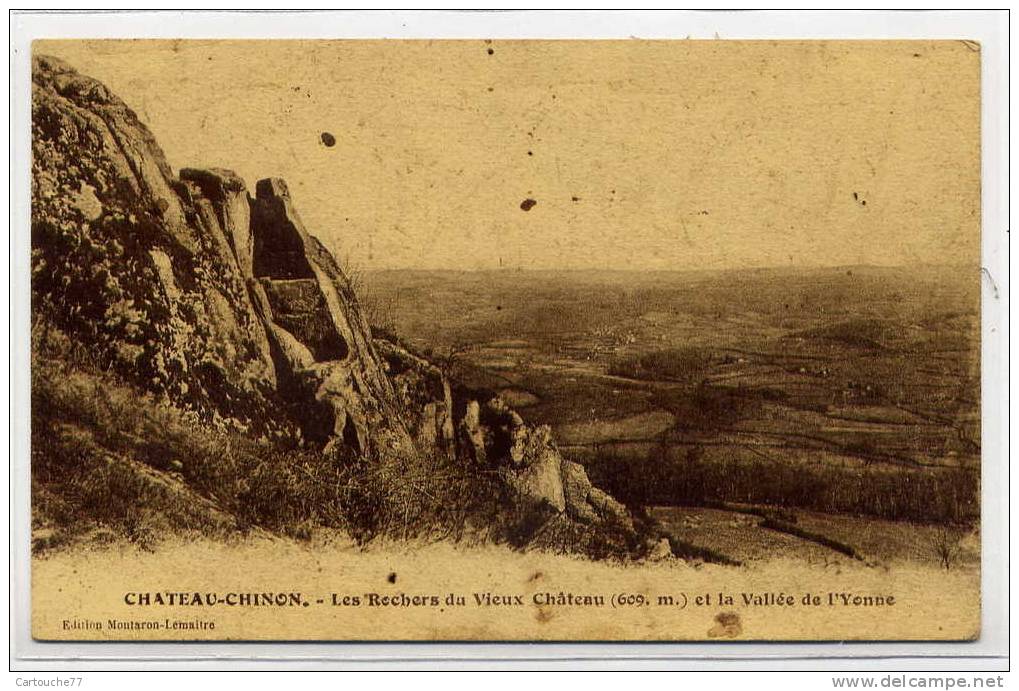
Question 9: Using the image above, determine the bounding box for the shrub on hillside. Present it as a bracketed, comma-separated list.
[607, 347, 712, 383]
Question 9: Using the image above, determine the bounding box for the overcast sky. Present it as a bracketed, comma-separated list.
[39, 39, 980, 271]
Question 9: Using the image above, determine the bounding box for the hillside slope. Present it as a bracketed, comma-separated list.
[30, 54, 640, 557]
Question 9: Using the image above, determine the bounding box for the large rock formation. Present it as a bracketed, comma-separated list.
[32, 54, 405, 453]
[32, 56, 284, 435]
[30, 54, 638, 553]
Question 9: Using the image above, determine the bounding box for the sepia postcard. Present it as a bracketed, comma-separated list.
[29, 38, 981, 642]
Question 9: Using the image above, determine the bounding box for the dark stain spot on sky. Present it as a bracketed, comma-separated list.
[520, 198, 537, 212]
[571, 196, 580, 202]
[527, 150, 533, 156]
[487, 48, 495, 56]
[320, 132, 336, 147]
[387, 572, 397, 584]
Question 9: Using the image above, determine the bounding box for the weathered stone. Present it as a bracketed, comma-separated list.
[256, 177, 289, 200]
[503, 442, 567, 513]
[32, 54, 279, 430]
[416, 402, 440, 447]
[646, 537, 674, 561]
[259, 278, 349, 362]
[560, 460, 599, 524]
[246, 176, 409, 454]
[461, 400, 487, 465]
[588, 487, 635, 533]
[383, 337, 638, 544]
[310, 362, 369, 454]
[148, 250, 180, 301]
[70, 181, 103, 220]
[32, 54, 639, 556]
[179, 168, 253, 275]
[267, 322, 316, 371]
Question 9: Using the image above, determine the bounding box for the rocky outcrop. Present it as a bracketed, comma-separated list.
[32, 55, 284, 435]
[31, 54, 638, 553]
[246, 176, 412, 456]
[377, 340, 635, 541]
[31, 54, 404, 454]
[472, 397, 633, 536]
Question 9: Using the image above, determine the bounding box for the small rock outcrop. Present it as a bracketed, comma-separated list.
[379, 344, 636, 543]
[31, 54, 638, 554]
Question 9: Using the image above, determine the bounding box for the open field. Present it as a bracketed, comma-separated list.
[366, 265, 980, 563]
[651, 506, 980, 568]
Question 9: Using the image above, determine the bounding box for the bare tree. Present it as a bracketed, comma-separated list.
[440, 342, 477, 378]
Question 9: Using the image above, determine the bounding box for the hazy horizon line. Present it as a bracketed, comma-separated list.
[361, 261, 979, 274]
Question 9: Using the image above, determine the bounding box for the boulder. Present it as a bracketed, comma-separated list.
[461, 400, 488, 465]
[500, 432, 567, 514]
[646, 537, 674, 561]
